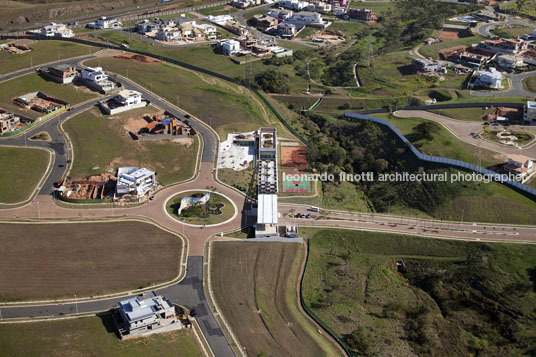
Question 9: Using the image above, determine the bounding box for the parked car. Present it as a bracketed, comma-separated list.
[150, 195, 156, 201]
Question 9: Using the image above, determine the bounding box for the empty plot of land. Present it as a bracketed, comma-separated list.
[0, 146, 50, 204]
[281, 146, 309, 170]
[0, 315, 203, 357]
[211, 242, 338, 356]
[0, 221, 182, 300]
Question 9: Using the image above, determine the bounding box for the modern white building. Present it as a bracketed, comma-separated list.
[496, 54, 524, 70]
[116, 167, 156, 199]
[39, 23, 73, 38]
[88, 16, 122, 29]
[524, 101, 536, 123]
[81, 67, 108, 83]
[205, 15, 234, 25]
[256, 128, 279, 238]
[157, 27, 181, 42]
[285, 11, 330, 28]
[278, 22, 298, 38]
[280, 0, 310, 11]
[117, 294, 180, 338]
[504, 154, 535, 182]
[469, 67, 504, 89]
[194, 23, 218, 40]
[221, 39, 241, 56]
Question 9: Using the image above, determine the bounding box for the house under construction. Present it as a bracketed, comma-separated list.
[138, 113, 194, 137]
[58, 174, 116, 201]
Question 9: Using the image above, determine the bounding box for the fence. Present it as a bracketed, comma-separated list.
[344, 112, 536, 197]
[355, 102, 526, 115]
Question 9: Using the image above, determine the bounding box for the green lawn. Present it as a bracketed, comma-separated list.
[348, 0, 395, 15]
[482, 128, 535, 147]
[357, 51, 466, 96]
[0, 146, 50, 204]
[0, 315, 203, 357]
[63, 107, 199, 185]
[522, 76, 536, 93]
[84, 57, 269, 138]
[218, 166, 257, 197]
[0, 73, 98, 119]
[0, 40, 95, 74]
[427, 107, 489, 122]
[502, 0, 536, 17]
[418, 35, 486, 60]
[196, 4, 237, 16]
[301, 228, 536, 356]
[166, 191, 235, 225]
[491, 24, 534, 38]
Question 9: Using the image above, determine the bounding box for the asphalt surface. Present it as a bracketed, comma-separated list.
[471, 69, 536, 97]
[0, 55, 95, 82]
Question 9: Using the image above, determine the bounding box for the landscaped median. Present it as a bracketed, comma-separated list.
[165, 190, 236, 226]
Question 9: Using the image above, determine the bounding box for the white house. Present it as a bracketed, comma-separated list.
[136, 20, 158, 34]
[115, 90, 142, 106]
[278, 22, 297, 38]
[221, 39, 241, 56]
[204, 15, 234, 25]
[88, 16, 122, 29]
[280, 0, 310, 11]
[469, 67, 504, 89]
[81, 67, 109, 83]
[117, 295, 179, 336]
[157, 27, 181, 42]
[40, 23, 73, 38]
[285, 11, 329, 27]
[267, 9, 293, 19]
[496, 54, 524, 70]
[194, 23, 218, 40]
[504, 154, 535, 181]
[116, 167, 156, 198]
[524, 101, 536, 123]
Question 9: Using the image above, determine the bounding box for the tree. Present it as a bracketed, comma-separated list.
[254, 70, 289, 94]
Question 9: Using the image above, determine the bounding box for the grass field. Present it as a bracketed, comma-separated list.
[218, 166, 257, 197]
[0, 146, 50, 204]
[348, 0, 395, 15]
[63, 107, 198, 185]
[482, 128, 535, 147]
[522, 76, 536, 93]
[376, 113, 503, 167]
[0, 40, 95, 74]
[196, 4, 237, 16]
[0, 221, 182, 301]
[502, 0, 536, 18]
[0, 315, 202, 357]
[491, 24, 534, 38]
[301, 228, 536, 356]
[0, 73, 98, 119]
[210, 241, 341, 356]
[83, 57, 269, 138]
[427, 107, 489, 122]
[356, 51, 466, 96]
[166, 191, 234, 225]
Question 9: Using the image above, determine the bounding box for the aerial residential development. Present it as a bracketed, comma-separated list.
[2, 0, 536, 356]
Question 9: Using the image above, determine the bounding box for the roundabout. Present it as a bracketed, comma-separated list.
[164, 190, 238, 227]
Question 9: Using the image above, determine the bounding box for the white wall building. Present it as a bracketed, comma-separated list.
[40, 23, 73, 38]
[221, 39, 241, 56]
[157, 27, 181, 41]
[116, 167, 156, 198]
[88, 16, 122, 29]
[504, 154, 535, 182]
[524, 101, 536, 123]
[256, 128, 279, 238]
[117, 295, 179, 335]
[115, 90, 142, 106]
[469, 67, 504, 89]
[81, 67, 109, 83]
[280, 0, 310, 11]
[194, 23, 218, 40]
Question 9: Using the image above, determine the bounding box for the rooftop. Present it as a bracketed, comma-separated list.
[257, 194, 278, 224]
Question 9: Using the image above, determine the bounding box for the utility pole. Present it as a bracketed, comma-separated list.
[177, 96, 180, 108]
[30, 55, 32, 69]
[75, 294, 78, 315]
[37, 201, 40, 219]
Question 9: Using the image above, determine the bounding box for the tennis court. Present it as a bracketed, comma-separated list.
[282, 172, 311, 193]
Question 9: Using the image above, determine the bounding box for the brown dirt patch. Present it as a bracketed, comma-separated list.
[172, 137, 194, 147]
[281, 146, 309, 170]
[439, 30, 460, 40]
[211, 242, 326, 356]
[114, 53, 160, 64]
[0, 221, 182, 300]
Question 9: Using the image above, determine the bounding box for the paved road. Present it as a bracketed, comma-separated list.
[471, 70, 536, 97]
[0, 55, 95, 82]
[395, 110, 536, 158]
[279, 205, 536, 243]
[0, 256, 234, 357]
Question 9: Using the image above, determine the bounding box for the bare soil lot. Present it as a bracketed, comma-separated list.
[210, 242, 339, 356]
[0, 221, 182, 301]
[281, 146, 309, 170]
